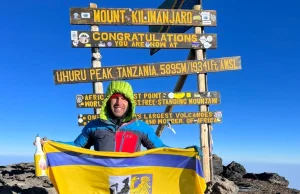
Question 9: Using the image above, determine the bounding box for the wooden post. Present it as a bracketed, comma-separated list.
[209, 124, 214, 179]
[90, 3, 103, 115]
[155, 50, 195, 137]
[194, 4, 212, 182]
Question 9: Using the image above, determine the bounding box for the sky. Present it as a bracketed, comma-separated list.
[0, 0, 299, 190]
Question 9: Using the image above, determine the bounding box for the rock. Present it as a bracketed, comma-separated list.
[209, 155, 299, 194]
[0, 185, 22, 194]
[243, 173, 258, 179]
[236, 178, 299, 194]
[244, 172, 289, 187]
[221, 161, 247, 182]
[15, 173, 34, 181]
[257, 172, 289, 186]
[0, 163, 57, 194]
[212, 154, 223, 175]
[226, 161, 247, 176]
[236, 181, 260, 193]
[222, 168, 243, 182]
[21, 187, 51, 194]
[205, 175, 239, 194]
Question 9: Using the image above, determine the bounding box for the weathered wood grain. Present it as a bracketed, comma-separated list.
[77, 111, 223, 126]
[70, 8, 216, 26]
[70, 31, 217, 49]
[53, 56, 241, 85]
[75, 91, 221, 108]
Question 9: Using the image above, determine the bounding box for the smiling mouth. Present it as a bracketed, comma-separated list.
[114, 107, 123, 112]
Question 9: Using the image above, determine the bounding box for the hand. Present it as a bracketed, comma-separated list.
[33, 137, 48, 146]
[185, 145, 203, 157]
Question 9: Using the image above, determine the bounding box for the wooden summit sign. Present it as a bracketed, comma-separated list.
[70, 8, 217, 27]
[53, 56, 241, 85]
[78, 111, 223, 126]
[76, 91, 221, 108]
[71, 31, 217, 49]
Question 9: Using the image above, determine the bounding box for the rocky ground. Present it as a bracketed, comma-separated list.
[0, 155, 299, 194]
[205, 155, 300, 194]
[0, 163, 56, 194]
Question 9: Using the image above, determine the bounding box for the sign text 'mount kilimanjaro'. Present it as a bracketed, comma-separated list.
[78, 111, 223, 126]
[76, 91, 220, 108]
[54, 56, 241, 85]
[70, 8, 216, 27]
[71, 31, 217, 49]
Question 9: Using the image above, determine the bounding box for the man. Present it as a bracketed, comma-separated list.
[40, 80, 168, 152]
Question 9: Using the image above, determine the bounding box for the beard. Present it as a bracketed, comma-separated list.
[107, 101, 131, 121]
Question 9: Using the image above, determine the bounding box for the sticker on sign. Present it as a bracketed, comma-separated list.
[71, 31, 78, 40]
[81, 12, 90, 18]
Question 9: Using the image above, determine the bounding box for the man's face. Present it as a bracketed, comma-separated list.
[109, 94, 129, 118]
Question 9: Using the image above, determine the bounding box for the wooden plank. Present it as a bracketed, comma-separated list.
[53, 56, 241, 85]
[70, 31, 217, 49]
[89, 3, 103, 115]
[77, 111, 223, 126]
[194, 4, 211, 182]
[76, 91, 220, 108]
[70, 8, 216, 27]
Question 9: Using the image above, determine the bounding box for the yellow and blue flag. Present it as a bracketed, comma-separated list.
[43, 141, 207, 194]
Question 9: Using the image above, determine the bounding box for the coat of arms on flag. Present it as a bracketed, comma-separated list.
[109, 174, 152, 194]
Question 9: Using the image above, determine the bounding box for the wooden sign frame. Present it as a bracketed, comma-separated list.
[53, 56, 241, 85]
[70, 8, 216, 27]
[78, 111, 223, 126]
[71, 31, 217, 49]
[76, 91, 221, 108]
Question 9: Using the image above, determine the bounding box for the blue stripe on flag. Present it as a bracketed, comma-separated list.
[46, 152, 204, 177]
